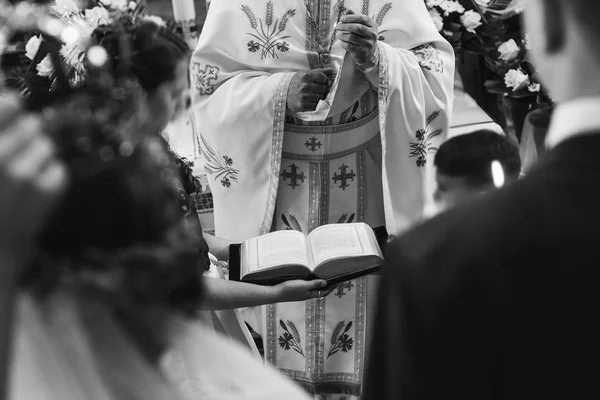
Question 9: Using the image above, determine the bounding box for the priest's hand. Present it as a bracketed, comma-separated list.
[275, 279, 335, 302]
[337, 9, 379, 68]
[287, 68, 335, 114]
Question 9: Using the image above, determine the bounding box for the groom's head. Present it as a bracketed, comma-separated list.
[525, 0, 600, 102]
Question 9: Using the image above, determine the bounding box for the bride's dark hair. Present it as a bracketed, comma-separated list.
[92, 14, 190, 94]
[22, 82, 204, 318]
[91, 16, 202, 197]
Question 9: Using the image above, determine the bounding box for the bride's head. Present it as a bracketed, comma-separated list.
[92, 17, 191, 134]
[23, 86, 204, 327]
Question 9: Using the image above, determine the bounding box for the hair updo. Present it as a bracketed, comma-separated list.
[92, 15, 190, 93]
[23, 86, 204, 318]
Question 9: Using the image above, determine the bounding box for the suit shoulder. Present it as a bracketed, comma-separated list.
[386, 181, 535, 283]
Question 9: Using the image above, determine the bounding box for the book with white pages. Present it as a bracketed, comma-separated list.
[240, 223, 384, 285]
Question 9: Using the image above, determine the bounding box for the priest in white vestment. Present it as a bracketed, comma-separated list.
[190, 0, 454, 398]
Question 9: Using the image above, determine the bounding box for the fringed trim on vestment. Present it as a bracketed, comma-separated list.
[294, 380, 362, 396]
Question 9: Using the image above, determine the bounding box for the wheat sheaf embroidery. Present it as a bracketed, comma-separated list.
[242, 1, 297, 59]
[409, 110, 443, 167]
[199, 134, 239, 188]
[360, 0, 392, 41]
[278, 320, 305, 357]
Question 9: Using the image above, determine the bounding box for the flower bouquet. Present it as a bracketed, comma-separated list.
[2, 0, 167, 108]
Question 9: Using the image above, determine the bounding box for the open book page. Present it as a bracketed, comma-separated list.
[241, 231, 310, 278]
[307, 224, 366, 269]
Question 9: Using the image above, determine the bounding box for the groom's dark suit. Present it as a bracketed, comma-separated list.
[363, 132, 600, 400]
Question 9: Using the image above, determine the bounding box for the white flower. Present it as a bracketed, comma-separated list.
[461, 10, 482, 33]
[439, 0, 465, 16]
[36, 55, 54, 78]
[528, 83, 541, 93]
[53, 0, 80, 14]
[60, 42, 86, 71]
[426, 0, 446, 8]
[129, 1, 137, 10]
[504, 69, 529, 91]
[143, 15, 166, 27]
[109, 0, 129, 9]
[429, 9, 444, 32]
[25, 36, 42, 60]
[85, 6, 110, 27]
[498, 39, 520, 62]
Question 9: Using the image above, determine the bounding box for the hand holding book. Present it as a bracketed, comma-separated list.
[273, 279, 336, 302]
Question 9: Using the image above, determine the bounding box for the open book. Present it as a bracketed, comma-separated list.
[239, 223, 384, 285]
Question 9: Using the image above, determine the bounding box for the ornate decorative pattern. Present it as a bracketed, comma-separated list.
[303, 0, 334, 69]
[260, 72, 294, 235]
[191, 63, 220, 95]
[357, 150, 366, 222]
[334, 281, 354, 298]
[409, 110, 443, 167]
[337, 213, 355, 224]
[332, 163, 356, 190]
[281, 163, 306, 189]
[278, 320, 305, 356]
[319, 162, 330, 228]
[327, 321, 354, 358]
[305, 136, 322, 152]
[242, 2, 297, 59]
[199, 134, 239, 188]
[281, 213, 303, 232]
[282, 135, 379, 162]
[360, 1, 393, 40]
[411, 43, 444, 73]
[309, 162, 320, 232]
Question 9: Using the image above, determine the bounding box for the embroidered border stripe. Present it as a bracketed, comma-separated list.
[308, 162, 320, 233]
[357, 150, 366, 223]
[319, 161, 330, 227]
[260, 72, 295, 235]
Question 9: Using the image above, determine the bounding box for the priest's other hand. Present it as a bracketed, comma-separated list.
[0, 97, 67, 264]
[337, 9, 379, 67]
[275, 279, 334, 303]
[287, 68, 335, 114]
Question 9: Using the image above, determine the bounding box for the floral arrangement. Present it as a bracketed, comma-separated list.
[424, 0, 543, 100]
[425, 0, 480, 51]
[2, 0, 166, 105]
[426, 0, 554, 139]
[483, 36, 542, 100]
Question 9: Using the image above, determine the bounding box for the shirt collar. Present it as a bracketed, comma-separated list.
[546, 97, 600, 149]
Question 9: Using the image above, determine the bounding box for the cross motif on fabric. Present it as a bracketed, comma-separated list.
[305, 136, 322, 152]
[332, 164, 356, 190]
[281, 163, 305, 189]
[191, 62, 220, 96]
[335, 281, 354, 298]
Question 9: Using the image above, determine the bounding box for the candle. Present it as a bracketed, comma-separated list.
[172, 0, 195, 22]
